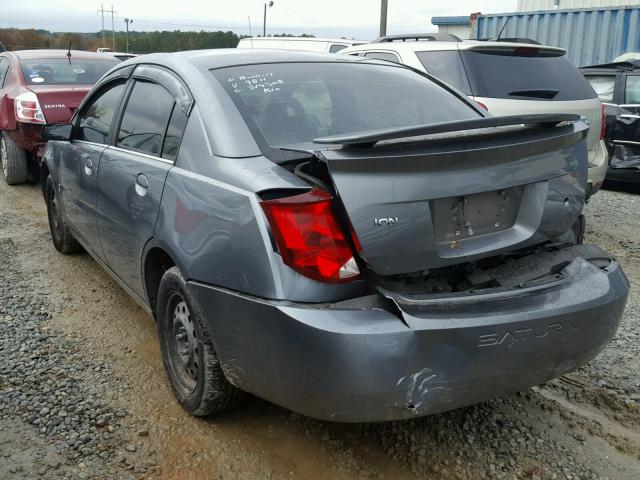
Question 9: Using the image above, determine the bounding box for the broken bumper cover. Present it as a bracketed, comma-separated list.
[188, 255, 628, 423]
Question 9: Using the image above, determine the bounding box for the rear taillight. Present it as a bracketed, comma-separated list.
[475, 101, 488, 111]
[600, 103, 606, 140]
[260, 189, 361, 284]
[15, 91, 46, 124]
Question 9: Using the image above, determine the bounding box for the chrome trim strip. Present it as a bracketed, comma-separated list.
[73, 140, 108, 148]
[619, 104, 640, 108]
[613, 140, 640, 146]
[106, 145, 174, 165]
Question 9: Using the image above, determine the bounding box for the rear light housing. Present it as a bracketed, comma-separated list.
[475, 101, 488, 111]
[15, 91, 46, 124]
[600, 103, 606, 140]
[260, 189, 361, 283]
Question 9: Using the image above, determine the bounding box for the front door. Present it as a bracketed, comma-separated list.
[97, 78, 187, 297]
[62, 81, 126, 254]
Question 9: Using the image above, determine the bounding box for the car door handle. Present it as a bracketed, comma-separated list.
[135, 173, 149, 197]
[620, 114, 640, 119]
[84, 158, 93, 176]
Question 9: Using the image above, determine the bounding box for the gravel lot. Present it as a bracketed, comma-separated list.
[0, 180, 638, 480]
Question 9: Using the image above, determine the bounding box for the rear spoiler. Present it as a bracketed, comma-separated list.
[313, 114, 580, 147]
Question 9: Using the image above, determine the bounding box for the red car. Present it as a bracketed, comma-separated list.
[0, 50, 119, 184]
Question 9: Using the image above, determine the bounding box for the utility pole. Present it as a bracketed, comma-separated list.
[380, 0, 388, 38]
[98, 4, 106, 48]
[263, 1, 273, 37]
[125, 18, 133, 53]
[110, 4, 115, 51]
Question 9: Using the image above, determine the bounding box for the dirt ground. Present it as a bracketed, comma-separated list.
[0, 179, 638, 480]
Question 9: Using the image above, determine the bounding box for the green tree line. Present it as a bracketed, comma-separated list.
[0, 28, 317, 54]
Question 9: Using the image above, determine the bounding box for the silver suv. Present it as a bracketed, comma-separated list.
[342, 37, 608, 195]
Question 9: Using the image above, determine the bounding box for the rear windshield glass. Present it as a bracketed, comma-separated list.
[20, 58, 117, 85]
[210, 62, 479, 156]
[460, 50, 596, 101]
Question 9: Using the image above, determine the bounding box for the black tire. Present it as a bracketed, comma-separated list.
[45, 176, 81, 254]
[157, 266, 241, 416]
[0, 132, 28, 185]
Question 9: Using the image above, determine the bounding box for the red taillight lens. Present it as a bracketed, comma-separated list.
[15, 91, 46, 124]
[475, 101, 488, 111]
[600, 103, 606, 140]
[260, 189, 361, 283]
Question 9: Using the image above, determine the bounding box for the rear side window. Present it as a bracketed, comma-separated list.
[460, 50, 596, 101]
[0, 58, 9, 87]
[625, 76, 640, 104]
[416, 50, 472, 95]
[117, 81, 174, 157]
[329, 44, 348, 53]
[76, 82, 126, 144]
[584, 75, 616, 103]
[364, 51, 400, 63]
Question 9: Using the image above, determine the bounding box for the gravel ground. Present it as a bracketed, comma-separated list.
[0, 180, 638, 480]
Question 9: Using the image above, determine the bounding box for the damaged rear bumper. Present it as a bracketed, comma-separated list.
[188, 246, 629, 423]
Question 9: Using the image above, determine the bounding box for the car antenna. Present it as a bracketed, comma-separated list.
[66, 40, 72, 66]
[496, 17, 510, 40]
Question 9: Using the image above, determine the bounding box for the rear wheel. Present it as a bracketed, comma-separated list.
[45, 175, 81, 253]
[0, 132, 28, 185]
[157, 267, 241, 416]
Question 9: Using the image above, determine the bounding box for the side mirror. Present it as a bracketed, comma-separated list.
[41, 123, 72, 142]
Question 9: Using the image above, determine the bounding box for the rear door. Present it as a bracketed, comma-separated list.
[614, 73, 640, 162]
[62, 80, 127, 254]
[96, 66, 190, 297]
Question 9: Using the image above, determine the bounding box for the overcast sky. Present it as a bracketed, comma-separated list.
[2, 0, 517, 40]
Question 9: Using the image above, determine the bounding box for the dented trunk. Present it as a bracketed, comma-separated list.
[316, 121, 589, 275]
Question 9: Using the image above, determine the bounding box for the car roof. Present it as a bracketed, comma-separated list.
[125, 48, 386, 71]
[7, 49, 120, 61]
[239, 37, 365, 44]
[580, 60, 640, 71]
[341, 39, 565, 55]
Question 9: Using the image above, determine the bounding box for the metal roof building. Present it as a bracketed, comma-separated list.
[431, 16, 472, 39]
[475, 5, 640, 66]
[517, 0, 640, 11]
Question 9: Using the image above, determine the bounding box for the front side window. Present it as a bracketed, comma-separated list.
[20, 58, 118, 85]
[211, 62, 478, 159]
[76, 82, 126, 144]
[625, 76, 640, 104]
[117, 81, 175, 157]
[584, 75, 616, 103]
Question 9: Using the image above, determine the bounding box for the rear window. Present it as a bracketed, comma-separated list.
[459, 49, 596, 101]
[20, 58, 117, 85]
[210, 62, 479, 157]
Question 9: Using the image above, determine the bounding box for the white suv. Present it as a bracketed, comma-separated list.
[341, 37, 608, 194]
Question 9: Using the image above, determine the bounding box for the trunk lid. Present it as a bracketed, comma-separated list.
[313, 118, 589, 276]
[29, 85, 91, 124]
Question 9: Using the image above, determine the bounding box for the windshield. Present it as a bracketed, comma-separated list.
[20, 58, 118, 85]
[210, 62, 479, 157]
[458, 50, 596, 101]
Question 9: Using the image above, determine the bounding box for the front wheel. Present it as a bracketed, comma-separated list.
[0, 132, 28, 185]
[157, 267, 241, 416]
[45, 175, 81, 253]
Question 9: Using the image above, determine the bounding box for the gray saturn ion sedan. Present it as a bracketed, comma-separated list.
[40, 49, 629, 422]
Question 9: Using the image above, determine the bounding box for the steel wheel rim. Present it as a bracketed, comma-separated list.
[168, 293, 199, 393]
[0, 137, 7, 179]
